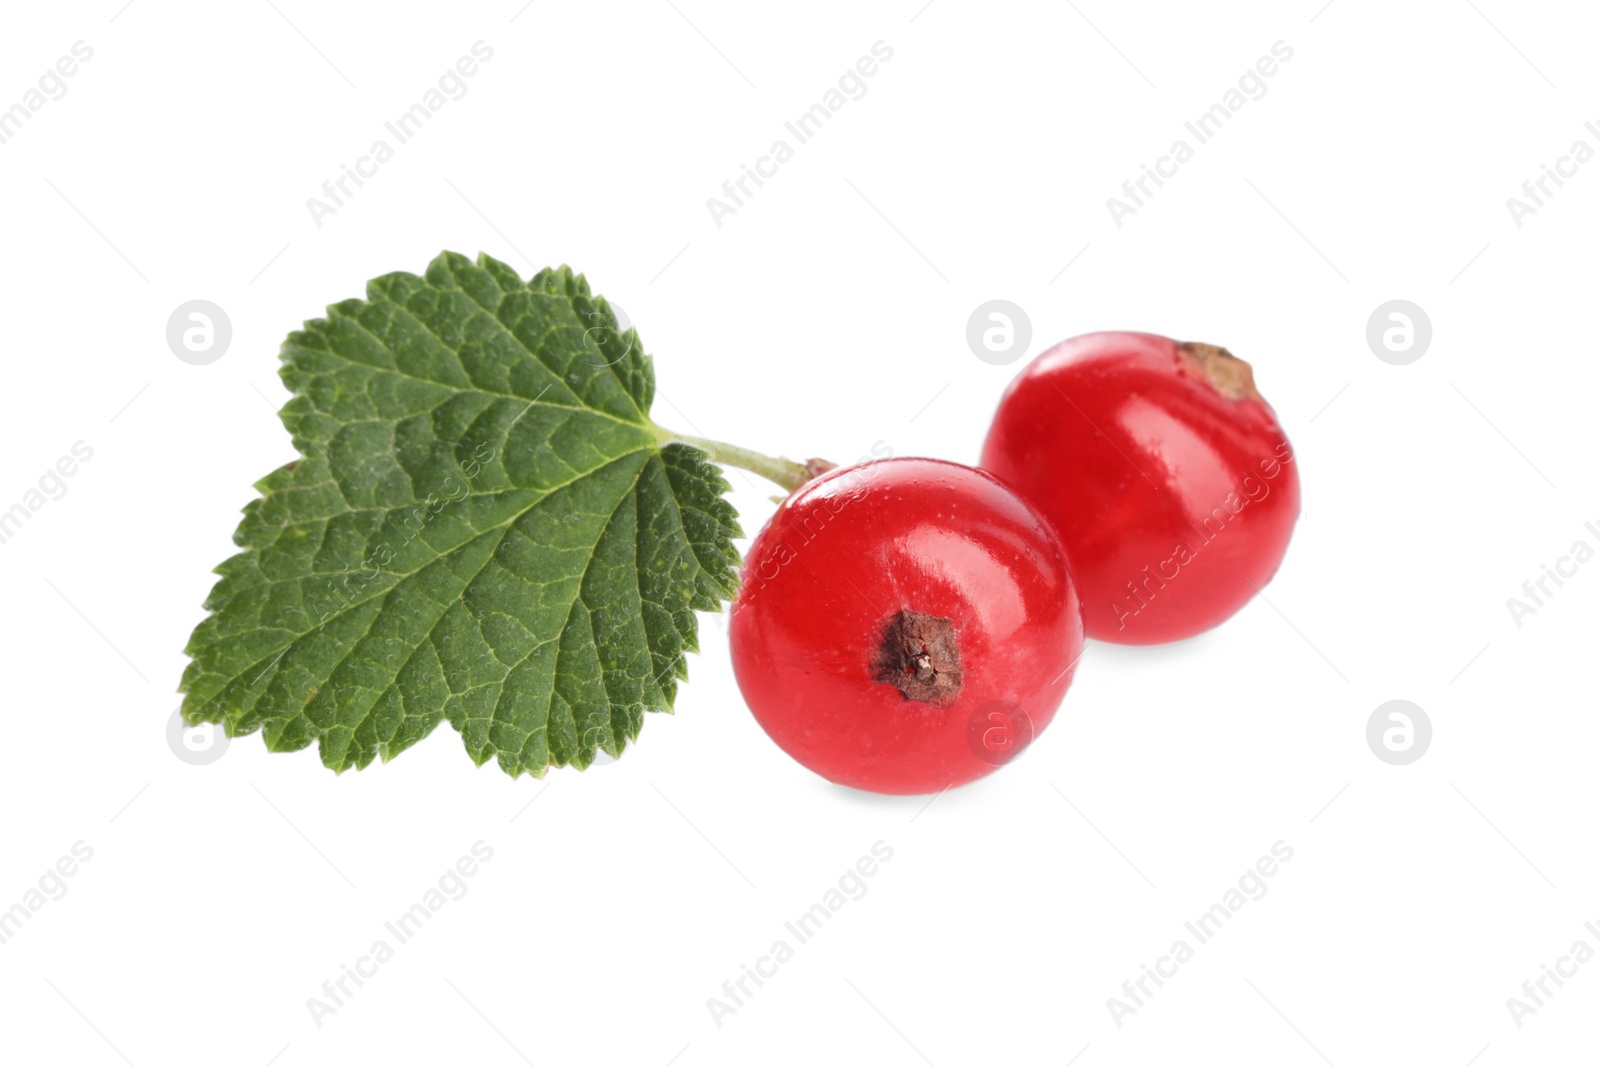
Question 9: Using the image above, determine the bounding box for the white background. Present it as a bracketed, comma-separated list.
[1, 1, 1595, 1063]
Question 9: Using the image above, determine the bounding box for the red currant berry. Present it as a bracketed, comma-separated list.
[980, 332, 1300, 644]
[729, 457, 1084, 795]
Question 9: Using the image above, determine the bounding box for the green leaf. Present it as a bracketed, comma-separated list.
[180, 252, 741, 777]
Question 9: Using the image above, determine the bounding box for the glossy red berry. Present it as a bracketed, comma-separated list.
[729, 457, 1084, 794]
[980, 332, 1300, 645]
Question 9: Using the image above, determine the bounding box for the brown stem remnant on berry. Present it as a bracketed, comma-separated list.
[804, 457, 838, 480]
[870, 608, 964, 707]
[1178, 341, 1264, 404]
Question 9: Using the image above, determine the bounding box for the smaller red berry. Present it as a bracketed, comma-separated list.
[729, 457, 1084, 795]
[981, 331, 1300, 644]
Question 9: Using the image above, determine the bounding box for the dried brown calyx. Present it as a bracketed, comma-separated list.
[869, 608, 963, 707]
[1178, 341, 1264, 404]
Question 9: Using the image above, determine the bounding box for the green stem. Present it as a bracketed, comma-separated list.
[655, 427, 815, 493]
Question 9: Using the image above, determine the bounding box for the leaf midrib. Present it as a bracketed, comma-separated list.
[197, 444, 659, 706]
